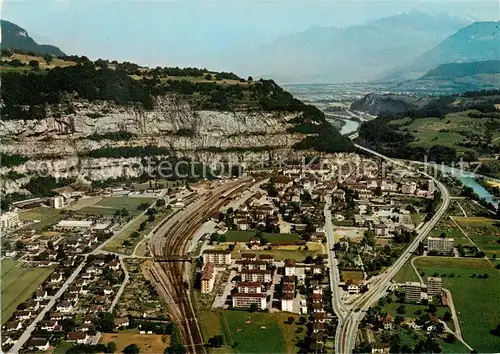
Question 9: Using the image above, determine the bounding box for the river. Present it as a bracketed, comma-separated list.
[439, 165, 499, 208]
[340, 119, 360, 136]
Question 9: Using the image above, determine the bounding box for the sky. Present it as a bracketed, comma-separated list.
[2, 0, 499, 70]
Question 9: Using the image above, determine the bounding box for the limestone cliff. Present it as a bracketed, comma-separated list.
[1, 95, 305, 194]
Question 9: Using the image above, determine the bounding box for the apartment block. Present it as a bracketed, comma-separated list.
[202, 250, 231, 266]
[241, 269, 273, 283]
[427, 237, 454, 254]
[232, 293, 267, 310]
[426, 277, 442, 296]
[405, 281, 422, 302]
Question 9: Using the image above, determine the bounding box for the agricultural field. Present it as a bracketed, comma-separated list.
[100, 330, 170, 353]
[227, 242, 323, 261]
[1, 259, 54, 324]
[18, 207, 63, 230]
[453, 217, 500, 258]
[410, 257, 500, 353]
[391, 112, 495, 153]
[428, 217, 473, 246]
[224, 230, 300, 242]
[341, 270, 364, 282]
[115, 260, 168, 318]
[78, 196, 155, 217]
[199, 310, 306, 353]
[104, 208, 171, 255]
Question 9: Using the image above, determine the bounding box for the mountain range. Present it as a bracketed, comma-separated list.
[241, 11, 474, 83]
[0, 20, 65, 56]
[381, 21, 500, 81]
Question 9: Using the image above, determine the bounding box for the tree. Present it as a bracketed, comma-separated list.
[94, 312, 115, 332]
[443, 311, 452, 322]
[148, 214, 155, 222]
[123, 344, 140, 354]
[28, 60, 39, 68]
[106, 342, 117, 353]
[205, 74, 212, 80]
[44, 54, 53, 64]
[156, 199, 166, 207]
[428, 304, 437, 314]
[247, 76, 253, 82]
[396, 305, 406, 314]
[287, 316, 295, 325]
[395, 315, 405, 325]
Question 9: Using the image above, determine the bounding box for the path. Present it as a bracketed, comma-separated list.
[456, 202, 467, 217]
[108, 256, 130, 312]
[410, 257, 424, 285]
[442, 288, 464, 341]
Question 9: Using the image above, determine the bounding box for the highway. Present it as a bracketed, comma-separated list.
[323, 200, 348, 351]
[149, 179, 256, 353]
[335, 143, 451, 353]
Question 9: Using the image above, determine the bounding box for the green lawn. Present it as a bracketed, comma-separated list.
[231, 248, 320, 261]
[78, 196, 155, 217]
[224, 230, 301, 242]
[104, 209, 171, 255]
[393, 257, 420, 283]
[412, 257, 500, 353]
[1, 260, 55, 324]
[429, 218, 473, 246]
[218, 311, 304, 353]
[18, 207, 63, 230]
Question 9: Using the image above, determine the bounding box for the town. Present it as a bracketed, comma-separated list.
[4, 149, 497, 354]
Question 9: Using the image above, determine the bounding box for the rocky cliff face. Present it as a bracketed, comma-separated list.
[1, 95, 306, 194]
[350, 93, 419, 116]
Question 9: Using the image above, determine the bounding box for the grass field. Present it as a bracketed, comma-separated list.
[19, 207, 63, 230]
[341, 270, 364, 281]
[104, 209, 171, 255]
[222, 311, 304, 353]
[409, 257, 500, 352]
[394, 257, 421, 283]
[453, 217, 500, 258]
[1, 260, 54, 324]
[230, 243, 321, 261]
[391, 113, 490, 153]
[429, 218, 473, 246]
[52, 341, 75, 354]
[100, 330, 169, 353]
[79, 196, 155, 216]
[224, 230, 301, 242]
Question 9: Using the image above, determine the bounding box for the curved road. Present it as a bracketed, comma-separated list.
[335, 143, 451, 353]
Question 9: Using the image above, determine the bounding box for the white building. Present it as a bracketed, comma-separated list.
[427, 237, 454, 254]
[405, 282, 423, 302]
[0, 211, 20, 231]
[428, 180, 435, 195]
[284, 259, 296, 276]
[202, 250, 231, 266]
[426, 277, 442, 296]
[49, 196, 65, 209]
[232, 293, 267, 310]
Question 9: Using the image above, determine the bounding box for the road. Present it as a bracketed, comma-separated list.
[108, 256, 129, 312]
[323, 199, 348, 351]
[335, 143, 451, 353]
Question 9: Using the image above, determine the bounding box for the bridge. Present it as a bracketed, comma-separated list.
[153, 255, 195, 262]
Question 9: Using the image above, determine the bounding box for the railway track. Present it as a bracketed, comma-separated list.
[149, 179, 255, 353]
